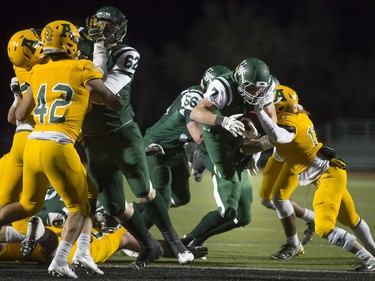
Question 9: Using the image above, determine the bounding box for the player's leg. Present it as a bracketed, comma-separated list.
[46, 141, 88, 278]
[117, 124, 192, 265]
[314, 167, 375, 272]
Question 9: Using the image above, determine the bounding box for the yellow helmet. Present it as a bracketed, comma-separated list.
[42, 20, 80, 59]
[7, 29, 45, 69]
[273, 85, 299, 114]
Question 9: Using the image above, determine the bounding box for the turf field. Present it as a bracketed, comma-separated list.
[111, 171, 375, 272]
[1, 171, 374, 280]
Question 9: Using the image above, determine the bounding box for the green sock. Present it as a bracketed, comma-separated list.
[143, 191, 172, 232]
[190, 211, 222, 238]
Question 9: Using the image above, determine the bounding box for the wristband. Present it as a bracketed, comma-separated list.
[215, 115, 224, 126]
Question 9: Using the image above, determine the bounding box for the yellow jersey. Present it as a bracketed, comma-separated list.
[275, 112, 322, 174]
[29, 59, 103, 142]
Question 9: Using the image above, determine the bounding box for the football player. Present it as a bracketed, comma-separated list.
[143, 65, 230, 217]
[0, 29, 46, 243]
[254, 84, 375, 271]
[190, 58, 276, 221]
[181, 145, 253, 251]
[82, 6, 194, 269]
[0, 20, 124, 279]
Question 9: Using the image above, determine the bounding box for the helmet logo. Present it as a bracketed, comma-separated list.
[236, 63, 247, 78]
[60, 24, 73, 38]
[203, 68, 215, 84]
[21, 38, 39, 54]
[274, 88, 287, 104]
[44, 25, 53, 44]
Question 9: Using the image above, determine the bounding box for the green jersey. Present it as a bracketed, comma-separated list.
[37, 187, 68, 228]
[82, 44, 140, 136]
[144, 85, 204, 149]
[206, 72, 253, 117]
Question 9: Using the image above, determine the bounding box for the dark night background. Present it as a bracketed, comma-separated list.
[0, 0, 374, 156]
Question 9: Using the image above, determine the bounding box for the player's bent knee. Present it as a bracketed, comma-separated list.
[260, 198, 275, 210]
[272, 197, 294, 219]
[139, 189, 156, 203]
[315, 223, 335, 238]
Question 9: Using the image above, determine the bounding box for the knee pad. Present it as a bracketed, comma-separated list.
[272, 197, 294, 219]
[327, 227, 357, 251]
[260, 199, 275, 210]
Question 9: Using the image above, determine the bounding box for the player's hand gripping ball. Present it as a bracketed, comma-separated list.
[240, 111, 265, 140]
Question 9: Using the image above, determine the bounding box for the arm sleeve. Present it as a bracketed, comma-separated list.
[257, 110, 295, 143]
[103, 48, 140, 94]
[203, 79, 228, 109]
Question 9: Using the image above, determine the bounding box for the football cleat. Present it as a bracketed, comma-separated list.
[177, 250, 195, 265]
[72, 253, 104, 275]
[270, 243, 305, 260]
[186, 245, 208, 259]
[20, 237, 37, 257]
[301, 221, 315, 245]
[21, 216, 45, 257]
[162, 227, 194, 265]
[180, 234, 194, 247]
[355, 256, 375, 272]
[48, 259, 78, 279]
[131, 235, 164, 270]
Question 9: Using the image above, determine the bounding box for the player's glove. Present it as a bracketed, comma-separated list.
[10, 76, 21, 95]
[86, 16, 105, 43]
[145, 143, 165, 156]
[10, 77, 22, 108]
[220, 114, 245, 137]
[247, 152, 261, 176]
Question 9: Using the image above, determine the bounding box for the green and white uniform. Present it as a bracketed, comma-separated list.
[200, 71, 274, 218]
[82, 44, 148, 216]
[82, 41, 176, 239]
[144, 85, 204, 209]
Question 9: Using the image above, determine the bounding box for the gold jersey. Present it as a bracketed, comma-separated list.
[29, 59, 103, 142]
[13, 65, 30, 91]
[275, 112, 322, 174]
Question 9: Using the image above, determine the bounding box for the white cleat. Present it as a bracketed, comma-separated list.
[48, 259, 78, 279]
[356, 256, 375, 272]
[72, 253, 104, 275]
[177, 250, 195, 265]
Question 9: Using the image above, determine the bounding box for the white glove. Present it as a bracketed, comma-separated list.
[10, 77, 20, 95]
[10, 77, 22, 108]
[93, 41, 108, 75]
[145, 143, 165, 156]
[247, 152, 261, 176]
[221, 114, 245, 137]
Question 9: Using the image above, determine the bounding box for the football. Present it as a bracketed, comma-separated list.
[240, 111, 265, 139]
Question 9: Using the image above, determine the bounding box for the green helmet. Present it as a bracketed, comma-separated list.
[234, 58, 271, 105]
[88, 6, 128, 43]
[200, 65, 231, 91]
